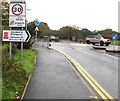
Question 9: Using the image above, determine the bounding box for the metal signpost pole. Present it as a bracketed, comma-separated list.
[21, 27, 24, 61]
[47, 37, 49, 48]
[47, 33, 50, 48]
[21, 42, 23, 61]
[113, 40, 115, 51]
[34, 20, 40, 46]
[10, 42, 12, 58]
[36, 31, 37, 45]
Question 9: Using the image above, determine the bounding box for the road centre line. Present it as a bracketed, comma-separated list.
[51, 48, 114, 100]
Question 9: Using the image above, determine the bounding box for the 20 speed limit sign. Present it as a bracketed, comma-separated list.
[9, 3, 26, 16]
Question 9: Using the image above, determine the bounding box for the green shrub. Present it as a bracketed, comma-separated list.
[2, 48, 36, 99]
[2, 58, 27, 99]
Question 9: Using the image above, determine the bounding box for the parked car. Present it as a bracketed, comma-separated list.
[49, 36, 59, 42]
[85, 34, 110, 46]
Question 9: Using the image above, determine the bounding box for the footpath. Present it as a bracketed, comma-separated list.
[23, 44, 93, 99]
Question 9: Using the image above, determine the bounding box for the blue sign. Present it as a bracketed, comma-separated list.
[112, 34, 118, 40]
[35, 20, 40, 26]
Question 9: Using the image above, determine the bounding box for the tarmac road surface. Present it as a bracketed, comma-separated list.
[23, 41, 119, 100]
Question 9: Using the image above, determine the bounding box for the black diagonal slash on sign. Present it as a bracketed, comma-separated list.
[25, 31, 31, 42]
[10, 21, 14, 25]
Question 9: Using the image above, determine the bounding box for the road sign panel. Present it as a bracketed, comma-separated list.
[112, 34, 118, 40]
[34, 26, 40, 31]
[12, 4, 23, 15]
[9, 3, 26, 16]
[2, 30, 31, 42]
[11, 0, 25, 2]
[9, 16, 25, 27]
[34, 20, 40, 26]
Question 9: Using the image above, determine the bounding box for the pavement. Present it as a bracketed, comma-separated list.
[23, 43, 94, 99]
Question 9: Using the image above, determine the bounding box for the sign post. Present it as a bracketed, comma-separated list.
[21, 42, 23, 61]
[2, 0, 31, 61]
[34, 20, 40, 46]
[112, 34, 118, 51]
[10, 42, 12, 58]
[21, 27, 23, 61]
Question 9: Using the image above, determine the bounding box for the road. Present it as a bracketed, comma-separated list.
[51, 41, 118, 99]
[24, 41, 119, 100]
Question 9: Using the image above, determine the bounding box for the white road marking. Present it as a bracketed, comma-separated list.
[105, 54, 118, 60]
[70, 43, 92, 46]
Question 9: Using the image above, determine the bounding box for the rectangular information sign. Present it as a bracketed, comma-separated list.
[2, 30, 31, 42]
[9, 16, 26, 27]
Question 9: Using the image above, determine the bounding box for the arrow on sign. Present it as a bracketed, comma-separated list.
[25, 30, 31, 42]
[112, 34, 118, 40]
[2, 30, 31, 42]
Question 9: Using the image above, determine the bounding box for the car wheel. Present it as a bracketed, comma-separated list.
[92, 43, 95, 45]
[86, 40, 90, 44]
[100, 41, 104, 46]
[106, 43, 109, 46]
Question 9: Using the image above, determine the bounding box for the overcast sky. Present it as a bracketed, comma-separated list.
[10, 0, 119, 31]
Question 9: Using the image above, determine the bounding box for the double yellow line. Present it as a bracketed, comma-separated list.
[52, 48, 114, 100]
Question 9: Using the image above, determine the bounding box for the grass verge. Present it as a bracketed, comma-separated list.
[2, 49, 36, 99]
[111, 40, 120, 45]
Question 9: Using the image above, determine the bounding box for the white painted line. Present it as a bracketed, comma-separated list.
[70, 43, 92, 47]
[105, 54, 118, 60]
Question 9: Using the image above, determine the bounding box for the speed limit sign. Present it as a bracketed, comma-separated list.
[9, 3, 26, 16]
[12, 4, 23, 15]
[9, 3, 26, 27]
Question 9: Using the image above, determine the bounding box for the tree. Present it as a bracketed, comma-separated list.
[2, 1, 9, 30]
[80, 28, 93, 39]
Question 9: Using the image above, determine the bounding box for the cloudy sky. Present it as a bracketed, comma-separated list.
[9, 0, 119, 31]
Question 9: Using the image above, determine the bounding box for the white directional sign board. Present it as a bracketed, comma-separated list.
[9, 3, 26, 27]
[2, 30, 31, 42]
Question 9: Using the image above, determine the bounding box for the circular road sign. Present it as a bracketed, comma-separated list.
[35, 20, 40, 26]
[12, 4, 23, 16]
[112, 34, 118, 40]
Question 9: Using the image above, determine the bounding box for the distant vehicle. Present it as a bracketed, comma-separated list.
[50, 36, 56, 41]
[85, 34, 110, 46]
[49, 36, 59, 42]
